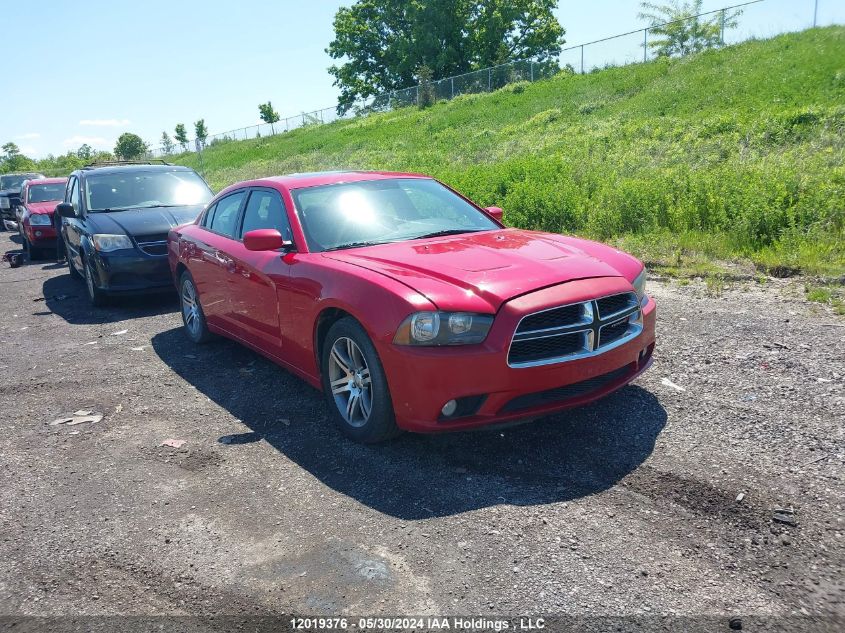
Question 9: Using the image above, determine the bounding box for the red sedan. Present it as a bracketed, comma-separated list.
[168, 171, 655, 442]
[19, 177, 67, 260]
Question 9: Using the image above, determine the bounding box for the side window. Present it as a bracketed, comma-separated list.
[239, 190, 293, 241]
[209, 191, 245, 237]
[202, 202, 218, 228]
[68, 178, 80, 212]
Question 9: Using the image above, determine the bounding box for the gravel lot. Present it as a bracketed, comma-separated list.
[0, 230, 842, 626]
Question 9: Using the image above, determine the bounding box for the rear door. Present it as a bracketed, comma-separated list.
[185, 190, 247, 328]
[223, 187, 295, 354]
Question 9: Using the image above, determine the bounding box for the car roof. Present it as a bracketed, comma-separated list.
[26, 177, 67, 185]
[245, 170, 430, 191]
[78, 164, 197, 177]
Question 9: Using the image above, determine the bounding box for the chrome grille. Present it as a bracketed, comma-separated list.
[136, 233, 169, 256]
[508, 292, 642, 367]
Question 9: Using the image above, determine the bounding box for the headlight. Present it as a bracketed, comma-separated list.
[92, 234, 134, 252]
[0, 198, 9, 209]
[29, 214, 52, 226]
[393, 311, 493, 346]
[632, 268, 647, 305]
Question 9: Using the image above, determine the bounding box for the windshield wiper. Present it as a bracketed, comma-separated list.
[323, 240, 393, 252]
[413, 229, 484, 240]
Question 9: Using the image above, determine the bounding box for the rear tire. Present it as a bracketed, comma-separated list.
[179, 271, 213, 344]
[321, 317, 401, 443]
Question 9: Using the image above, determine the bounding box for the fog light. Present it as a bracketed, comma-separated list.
[441, 400, 457, 417]
[35, 230, 42, 237]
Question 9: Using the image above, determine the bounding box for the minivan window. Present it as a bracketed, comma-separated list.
[69, 178, 79, 212]
[240, 190, 292, 241]
[209, 191, 245, 237]
[84, 170, 212, 212]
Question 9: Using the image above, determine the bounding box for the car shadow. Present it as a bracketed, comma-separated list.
[151, 327, 667, 520]
[41, 272, 178, 325]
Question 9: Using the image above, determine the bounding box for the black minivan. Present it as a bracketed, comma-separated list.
[57, 161, 213, 306]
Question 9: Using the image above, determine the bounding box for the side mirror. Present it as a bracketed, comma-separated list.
[484, 206, 504, 222]
[243, 228, 292, 252]
[56, 203, 77, 218]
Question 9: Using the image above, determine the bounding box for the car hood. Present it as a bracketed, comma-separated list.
[27, 202, 60, 215]
[323, 228, 643, 312]
[86, 205, 204, 238]
[0, 189, 19, 198]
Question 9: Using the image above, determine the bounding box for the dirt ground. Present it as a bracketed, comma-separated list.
[0, 230, 842, 627]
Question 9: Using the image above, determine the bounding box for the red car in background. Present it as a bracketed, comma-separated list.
[19, 177, 67, 260]
[168, 171, 655, 442]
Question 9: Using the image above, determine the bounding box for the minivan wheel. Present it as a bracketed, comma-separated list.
[321, 317, 401, 443]
[84, 257, 108, 307]
[180, 271, 213, 343]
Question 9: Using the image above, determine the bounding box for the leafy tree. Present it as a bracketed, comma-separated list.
[194, 119, 208, 149]
[639, 0, 741, 57]
[174, 123, 189, 151]
[327, 0, 565, 112]
[114, 132, 148, 160]
[258, 101, 281, 135]
[160, 131, 175, 155]
[76, 144, 93, 160]
[2, 142, 20, 160]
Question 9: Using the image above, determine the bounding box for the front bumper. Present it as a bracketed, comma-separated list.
[89, 250, 175, 295]
[378, 277, 657, 433]
[24, 224, 57, 245]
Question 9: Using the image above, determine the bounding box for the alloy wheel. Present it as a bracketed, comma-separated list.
[328, 336, 373, 427]
[181, 279, 201, 338]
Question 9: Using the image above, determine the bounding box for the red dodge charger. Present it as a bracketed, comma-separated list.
[168, 171, 655, 442]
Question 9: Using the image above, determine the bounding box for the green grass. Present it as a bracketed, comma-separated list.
[806, 284, 845, 314]
[171, 26, 845, 279]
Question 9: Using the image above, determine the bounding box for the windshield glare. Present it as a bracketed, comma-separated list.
[28, 183, 66, 203]
[291, 178, 498, 252]
[85, 170, 212, 212]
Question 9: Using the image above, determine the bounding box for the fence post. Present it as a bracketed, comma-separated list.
[580, 45, 584, 74]
[530, 61, 534, 82]
[813, 0, 818, 27]
[643, 29, 648, 62]
[451, 77, 454, 99]
[488, 68, 492, 91]
[720, 9, 726, 45]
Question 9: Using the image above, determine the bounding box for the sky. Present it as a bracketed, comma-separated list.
[1, 0, 840, 159]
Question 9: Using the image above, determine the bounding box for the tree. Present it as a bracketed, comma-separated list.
[416, 65, 436, 108]
[194, 119, 208, 149]
[114, 132, 147, 160]
[174, 123, 189, 151]
[76, 144, 93, 161]
[258, 101, 281, 135]
[2, 142, 20, 160]
[160, 131, 175, 155]
[639, 0, 741, 57]
[327, 0, 565, 112]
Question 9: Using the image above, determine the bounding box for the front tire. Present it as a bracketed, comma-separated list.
[84, 256, 108, 307]
[321, 318, 401, 443]
[179, 271, 213, 343]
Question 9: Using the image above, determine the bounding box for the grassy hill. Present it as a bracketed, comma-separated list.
[172, 26, 845, 278]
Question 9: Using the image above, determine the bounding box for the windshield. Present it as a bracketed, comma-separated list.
[0, 175, 30, 191]
[291, 178, 499, 252]
[28, 183, 66, 203]
[84, 170, 213, 212]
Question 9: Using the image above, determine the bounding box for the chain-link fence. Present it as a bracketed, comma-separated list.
[146, 0, 838, 160]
